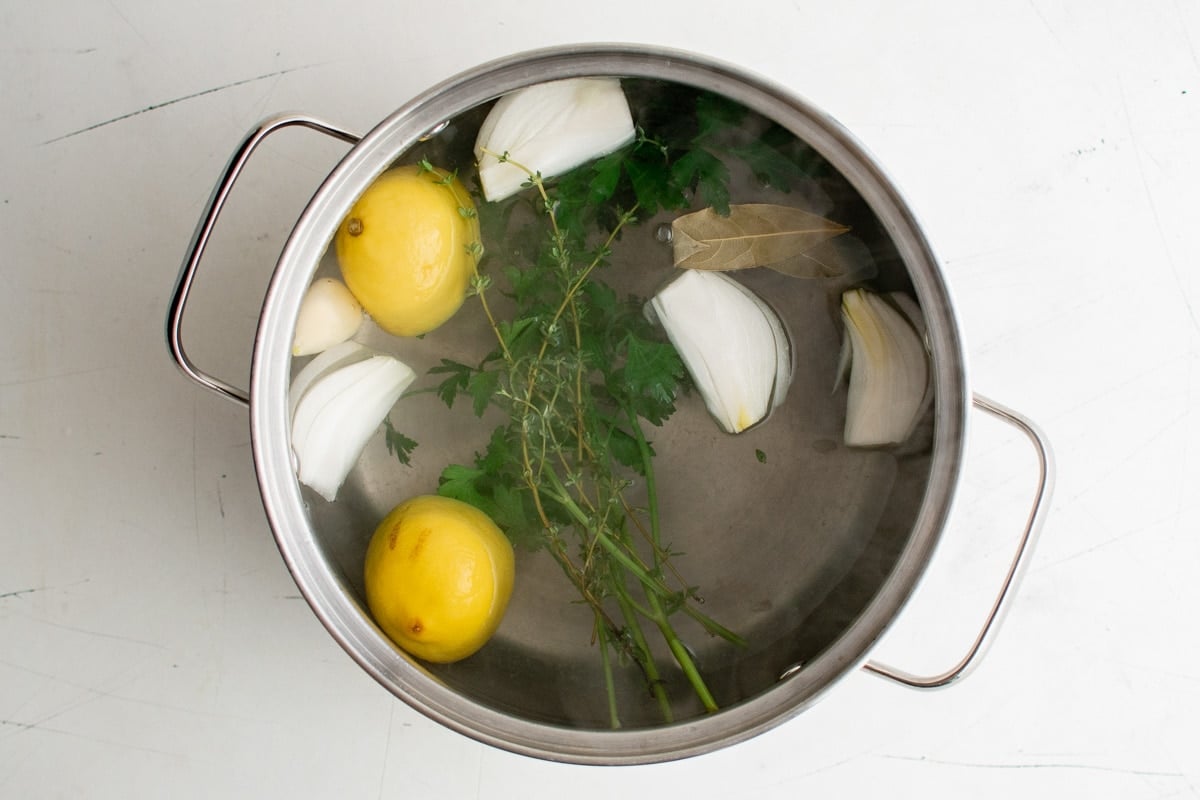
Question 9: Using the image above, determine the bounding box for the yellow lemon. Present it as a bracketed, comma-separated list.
[335, 164, 480, 337]
[363, 495, 514, 663]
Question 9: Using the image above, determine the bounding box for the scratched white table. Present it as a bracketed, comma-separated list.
[3, 2, 1198, 797]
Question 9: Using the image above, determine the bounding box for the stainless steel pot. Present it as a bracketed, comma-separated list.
[167, 45, 1053, 764]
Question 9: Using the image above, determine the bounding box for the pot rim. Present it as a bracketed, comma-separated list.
[249, 43, 969, 765]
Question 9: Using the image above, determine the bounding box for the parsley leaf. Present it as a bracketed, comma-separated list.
[467, 369, 500, 417]
[694, 91, 747, 139]
[382, 417, 418, 466]
[429, 358, 474, 409]
[436, 427, 543, 550]
[670, 148, 731, 216]
[616, 332, 688, 426]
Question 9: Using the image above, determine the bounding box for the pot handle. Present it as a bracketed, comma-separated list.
[861, 392, 1055, 689]
[166, 113, 361, 407]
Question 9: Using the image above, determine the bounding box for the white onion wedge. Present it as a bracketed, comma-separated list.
[649, 270, 792, 434]
[288, 340, 369, 420]
[474, 77, 636, 202]
[840, 288, 929, 447]
[292, 277, 363, 356]
[722, 276, 794, 410]
[290, 349, 416, 502]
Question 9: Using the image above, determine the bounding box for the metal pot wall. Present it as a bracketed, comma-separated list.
[167, 45, 1053, 765]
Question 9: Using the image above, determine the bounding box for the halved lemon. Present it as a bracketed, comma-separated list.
[335, 165, 480, 337]
[364, 495, 514, 663]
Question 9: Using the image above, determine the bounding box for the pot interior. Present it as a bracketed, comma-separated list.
[291, 74, 940, 730]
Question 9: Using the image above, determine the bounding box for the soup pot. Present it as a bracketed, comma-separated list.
[167, 45, 1053, 765]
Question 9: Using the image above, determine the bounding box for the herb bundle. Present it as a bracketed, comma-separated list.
[405, 88, 814, 724]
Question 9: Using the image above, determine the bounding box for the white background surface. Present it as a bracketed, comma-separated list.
[3, 1, 1199, 797]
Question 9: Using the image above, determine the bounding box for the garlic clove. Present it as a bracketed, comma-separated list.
[840, 288, 929, 447]
[649, 270, 792, 434]
[290, 350, 416, 502]
[292, 277, 363, 356]
[474, 77, 636, 202]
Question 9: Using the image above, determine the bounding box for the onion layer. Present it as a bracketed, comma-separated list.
[290, 346, 416, 501]
[840, 288, 929, 447]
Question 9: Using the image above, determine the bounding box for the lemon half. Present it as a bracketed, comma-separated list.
[364, 495, 514, 663]
[335, 165, 480, 337]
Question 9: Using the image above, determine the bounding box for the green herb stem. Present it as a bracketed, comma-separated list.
[613, 582, 673, 723]
[595, 611, 622, 729]
[622, 405, 664, 555]
[646, 589, 719, 714]
[544, 468, 721, 713]
[621, 404, 747, 648]
[540, 476, 670, 597]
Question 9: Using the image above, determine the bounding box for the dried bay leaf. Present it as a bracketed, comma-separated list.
[672, 203, 850, 273]
[768, 233, 877, 281]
